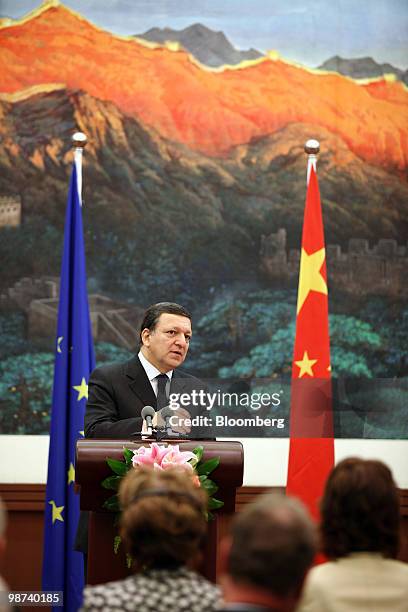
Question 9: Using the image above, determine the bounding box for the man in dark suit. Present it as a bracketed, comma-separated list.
[85, 301, 206, 439]
[76, 302, 210, 558]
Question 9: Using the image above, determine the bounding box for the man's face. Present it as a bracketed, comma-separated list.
[141, 313, 192, 373]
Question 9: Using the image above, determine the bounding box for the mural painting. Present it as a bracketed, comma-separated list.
[0, 0, 407, 436]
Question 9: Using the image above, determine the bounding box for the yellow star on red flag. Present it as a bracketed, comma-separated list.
[296, 247, 327, 314]
[295, 350, 318, 378]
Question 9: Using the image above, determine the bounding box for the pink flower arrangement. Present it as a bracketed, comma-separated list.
[132, 442, 197, 473]
[102, 442, 223, 560]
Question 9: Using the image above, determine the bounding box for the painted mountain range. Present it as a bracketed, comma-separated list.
[138, 26, 408, 86]
[0, 0, 407, 294]
[0, 1, 407, 171]
[1, 87, 407, 261]
[0, 1, 407, 438]
[318, 55, 408, 85]
[137, 23, 262, 68]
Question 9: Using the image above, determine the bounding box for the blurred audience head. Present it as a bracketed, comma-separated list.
[222, 492, 317, 611]
[0, 498, 5, 539]
[119, 466, 207, 570]
[321, 457, 400, 560]
[0, 497, 7, 570]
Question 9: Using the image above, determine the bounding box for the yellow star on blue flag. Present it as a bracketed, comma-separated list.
[67, 463, 75, 485]
[49, 500, 64, 524]
[57, 336, 63, 353]
[73, 377, 88, 401]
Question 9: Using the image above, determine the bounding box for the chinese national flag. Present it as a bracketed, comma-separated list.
[286, 164, 334, 522]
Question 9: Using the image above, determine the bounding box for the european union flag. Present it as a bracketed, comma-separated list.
[42, 162, 95, 611]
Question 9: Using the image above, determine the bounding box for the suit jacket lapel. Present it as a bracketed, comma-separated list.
[125, 356, 157, 408]
[170, 369, 189, 395]
[170, 370, 188, 393]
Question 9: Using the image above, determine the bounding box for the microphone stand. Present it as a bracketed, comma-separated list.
[139, 406, 188, 441]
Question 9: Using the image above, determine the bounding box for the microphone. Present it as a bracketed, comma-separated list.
[160, 406, 174, 436]
[141, 405, 156, 435]
[160, 405, 188, 438]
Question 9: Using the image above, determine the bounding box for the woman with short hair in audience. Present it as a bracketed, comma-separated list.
[298, 457, 408, 612]
[82, 467, 220, 612]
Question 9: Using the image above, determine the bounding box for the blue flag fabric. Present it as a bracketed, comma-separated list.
[42, 162, 95, 611]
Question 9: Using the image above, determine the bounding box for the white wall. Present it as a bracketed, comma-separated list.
[0, 436, 50, 483]
[1, 435, 407, 488]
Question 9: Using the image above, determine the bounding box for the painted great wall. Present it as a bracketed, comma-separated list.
[260, 229, 407, 297]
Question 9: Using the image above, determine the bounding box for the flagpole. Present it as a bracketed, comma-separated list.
[42, 132, 95, 611]
[287, 137, 334, 529]
[305, 139, 320, 183]
[72, 132, 87, 204]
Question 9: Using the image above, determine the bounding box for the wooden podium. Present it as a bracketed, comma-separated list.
[76, 439, 244, 584]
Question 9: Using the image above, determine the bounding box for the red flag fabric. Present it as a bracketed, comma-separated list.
[286, 164, 334, 522]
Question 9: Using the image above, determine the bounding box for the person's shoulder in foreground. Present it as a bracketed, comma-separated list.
[0, 498, 12, 612]
[82, 567, 220, 612]
[297, 456, 408, 612]
[81, 465, 220, 612]
[299, 555, 408, 612]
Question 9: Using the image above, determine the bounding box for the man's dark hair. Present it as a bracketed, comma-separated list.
[139, 302, 192, 342]
[228, 493, 316, 598]
[320, 457, 400, 560]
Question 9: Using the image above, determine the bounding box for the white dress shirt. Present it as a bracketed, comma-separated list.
[138, 350, 173, 433]
[138, 350, 173, 395]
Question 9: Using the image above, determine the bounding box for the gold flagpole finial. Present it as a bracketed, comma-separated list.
[71, 133, 87, 204]
[305, 139, 320, 183]
[304, 139, 320, 155]
[72, 132, 87, 149]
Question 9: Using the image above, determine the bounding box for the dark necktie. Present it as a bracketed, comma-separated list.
[156, 374, 169, 411]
